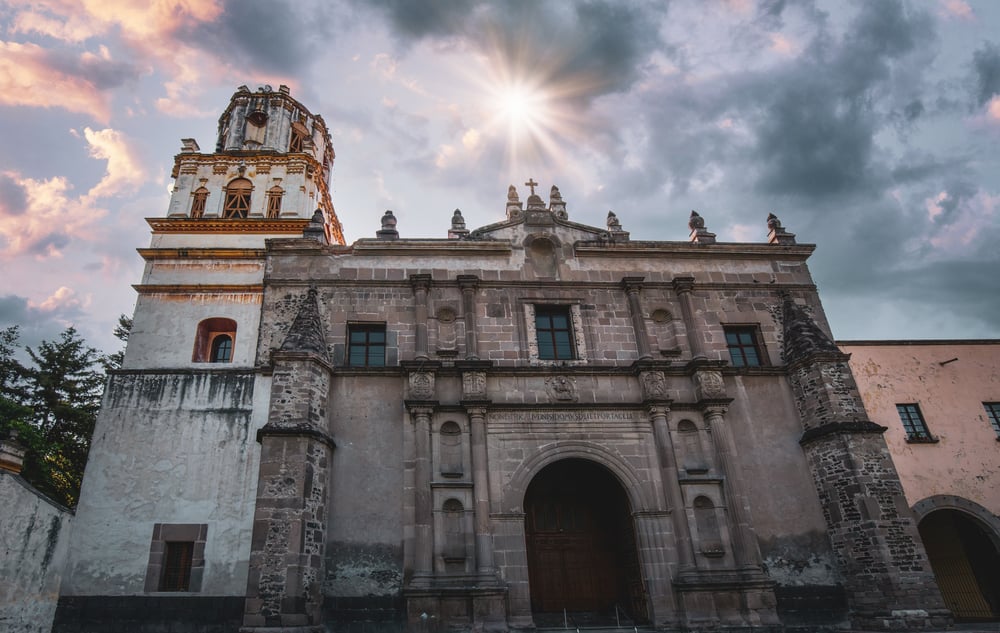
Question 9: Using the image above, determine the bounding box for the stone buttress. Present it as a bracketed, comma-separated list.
[783, 297, 950, 631]
[242, 289, 336, 631]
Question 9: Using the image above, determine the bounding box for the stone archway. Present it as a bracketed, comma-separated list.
[914, 497, 1000, 621]
[523, 458, 648, 626]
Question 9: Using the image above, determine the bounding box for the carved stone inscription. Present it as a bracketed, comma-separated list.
[490, 410, 643, 424]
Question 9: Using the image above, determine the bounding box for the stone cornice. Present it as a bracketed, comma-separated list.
[575, 241, 815, 260]
[133, 284, 263, 295]
[147, 217, 310, 234]
[137, 248, 266, 260]
[799, 420, 888, 445]
[256, 423, 336, 450]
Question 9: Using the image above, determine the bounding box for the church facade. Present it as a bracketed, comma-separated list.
[54, 88, 951, 632]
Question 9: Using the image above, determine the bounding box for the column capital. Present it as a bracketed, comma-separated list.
[621, 276, 645, 294]
[409, 273, 432, 292]
[462, 401, 492, 418]
[457, 274, 479, 291]
[405, 402, 437, 417]
[701, 403, 730, 418]
[646, 403, 671, 418]
[672, 276, 695, 294]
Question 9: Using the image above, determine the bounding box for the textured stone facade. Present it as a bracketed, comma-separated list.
[55, 89, 953, 632]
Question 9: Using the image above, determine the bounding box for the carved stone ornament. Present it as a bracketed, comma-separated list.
[695, 370, 726, 400]
[544, 375, 578, 402]
[462, 371, 487, 399]
[641, 371, 668, 400]
[408, 371, 435, 400]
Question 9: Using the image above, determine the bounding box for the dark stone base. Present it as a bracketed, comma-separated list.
[324, 595, 405, 633]
[53, 595, 245, 633]
[775, 585, 849, 630]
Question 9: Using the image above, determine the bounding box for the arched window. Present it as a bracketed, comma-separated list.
[210, 335, 233, 363]
[190, 187, 209, 219]
[193, 318, 237, 363]
[266, 185, 283, 218]
[694, 496, 724, 556]
[289, 121, 308, 153]
[223, 178, 252, 218]
[439, 421, 463, 477]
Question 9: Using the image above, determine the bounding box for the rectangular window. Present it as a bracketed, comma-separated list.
[896, 403, 933, 441]
[535, 306, 575, 360]
[159, 541, 194, 591]
[348, 324, 386, 367]
[984, 402, 1000, 438]
[724, 326, 764, 367]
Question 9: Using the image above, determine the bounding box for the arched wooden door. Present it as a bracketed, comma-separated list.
[919, 510, 1000, 621]
[524, 459, 647, 623]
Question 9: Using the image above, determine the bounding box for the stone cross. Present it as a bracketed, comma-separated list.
[524, 178, 538, 196]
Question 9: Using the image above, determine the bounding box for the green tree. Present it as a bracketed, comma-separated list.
[0, 326, 105, 507]
[102, 313, 133, 371]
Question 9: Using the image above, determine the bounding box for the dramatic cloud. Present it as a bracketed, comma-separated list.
[0, 41, 130, 122]
[81, 128, 147, 199]
[972, 42, 1000, 107]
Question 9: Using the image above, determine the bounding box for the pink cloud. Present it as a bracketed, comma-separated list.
[939, 0, 974, 20]
[0, 41, 113, 122]
[927, 189, 999, 252]
[82, 127, 147, 199]
[30, 286, 89, 313]
[0, 172, 108, 258]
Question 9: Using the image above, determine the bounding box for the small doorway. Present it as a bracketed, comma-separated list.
[918, 510, 1000, 621]
[524, 459, 647, 625]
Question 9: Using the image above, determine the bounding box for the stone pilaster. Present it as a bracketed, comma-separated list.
[464, 404, 495, 575]
[623, 276, 653, 360]
[645, 401, 695, 571]
[243, 289, 335, 632]
[673, 276, 706, 360]
[458, 275, 479, 360]
[783, 298, 950, 630]
[407, 403, 435, 585]
[411, 274, 431, 360]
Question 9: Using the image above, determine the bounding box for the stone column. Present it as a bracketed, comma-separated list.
[411, 274, 431, 360]
[457, 275, 479, 360]
[673, 276, 706, 360]
[465, 404, 495, 574]
[623, 276, 653, 361]
[408, 403, 435, 585]
[633, 511, 681, 627]
[646, 402, 695, 569]
[702, 403, 763, 570]
[243, 354, 335, 632]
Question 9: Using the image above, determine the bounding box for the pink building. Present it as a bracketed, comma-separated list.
[839, 340, 1000, 622]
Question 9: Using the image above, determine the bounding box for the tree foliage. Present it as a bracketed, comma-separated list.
[0, 325, 106, 507]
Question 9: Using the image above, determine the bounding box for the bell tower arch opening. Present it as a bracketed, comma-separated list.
[918, 509, 1000, 621]
[524, 458, 647, 626]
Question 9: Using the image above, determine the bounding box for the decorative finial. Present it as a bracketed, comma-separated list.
[377, 210, 399, 240]
[607, 211, 622, 231]
[550, 185, 562, 202]
[525, 178, 539, 196]
[303, 208, 328, 244]
[767, 212, 796, 245]
[448, 208, 470, 239]
[688, 210, 716, 244]
[507, 184, 519, 202]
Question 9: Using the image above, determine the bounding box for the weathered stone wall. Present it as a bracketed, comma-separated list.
[60, 370, 264, 599]
[0, 473, 73, 633]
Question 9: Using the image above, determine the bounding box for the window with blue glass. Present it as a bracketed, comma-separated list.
[724, 326, 764, 367]
[348, 324, 386, 367]
[535, 306, 574, 360]
[896, 403, 934, 441]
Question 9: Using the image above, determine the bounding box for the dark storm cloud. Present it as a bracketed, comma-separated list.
[930, 179, 978, 225]
[750, 0, 934, 198]
[972, 42, 1000, 106]
[44, 48, 141, 91]
[0, 173, 27, 217]
[356, 0, 666, 104]
[179, 0, 337, 74]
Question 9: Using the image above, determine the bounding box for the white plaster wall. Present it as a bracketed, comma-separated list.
[61, 372, 271, 596]
[841, 342, 1000, 514]
[123, 294, 262, 370]
[139, 259, 266, 286]
[0, 473, 72, 633]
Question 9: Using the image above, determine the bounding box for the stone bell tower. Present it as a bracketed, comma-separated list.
[164, 83, 344, 244]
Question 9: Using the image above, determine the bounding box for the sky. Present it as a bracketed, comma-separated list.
[0, 0, 998, 355]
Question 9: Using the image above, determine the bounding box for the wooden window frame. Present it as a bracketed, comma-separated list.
[896, 403, 937, 443]
[347, 323, 386, 367]
[724, 325, 766, 368]
[223, 178, 252, 219]
[144, 523, 207, 593]
[190, 187, 209, 219]
[534, 305, 575, 361]
[193, 318, 237, 363]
